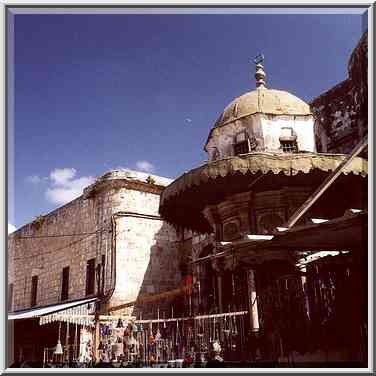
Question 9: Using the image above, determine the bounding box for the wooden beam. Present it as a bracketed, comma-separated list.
[284, 136, 367, 229]
[107, 285, 191, 313]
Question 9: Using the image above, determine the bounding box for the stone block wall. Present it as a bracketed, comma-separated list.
[8, 194, 107, 311]
[109, 215, 180, 318]
[310, 32, 367, 154]
[8, 169, 180, 315]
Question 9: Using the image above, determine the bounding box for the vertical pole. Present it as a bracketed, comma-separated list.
[301, 266, 310, 320]
[217, 275, 223, 314]
[248, 269, 259, 332]
[74, 323, 78, 361]
[65, 321, 70, 364]
[94, 313, 100, 364]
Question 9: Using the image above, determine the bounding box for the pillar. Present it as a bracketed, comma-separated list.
[301, 266, 310, 320]
[94, 313, 100, 363]
[247, 269, 259, 332]
[217, 275, 223, 313]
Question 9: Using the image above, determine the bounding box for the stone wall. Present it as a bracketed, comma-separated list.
[110, 215, 180, 318]
[8, 194, 106, 311]
[310, 32, 367, 154]
[205, 113, 316, 161]
[8, 169, 180, 315]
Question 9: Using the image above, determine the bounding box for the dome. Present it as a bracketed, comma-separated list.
[213, 86, 312, 129]
[204, 59, 315, 154]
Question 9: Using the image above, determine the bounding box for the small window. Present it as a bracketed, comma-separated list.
[86, 258, 96, 296]
[234, 141, 250, 155]
[234, 131, 257, 156]
[279, 127, 298, 153]
[281, 140, 298, 153]
[234, 131, 247, 143]
[31, 276, 38, 307]
[8, 283, 13, 312]
[61, 266, 70, 301]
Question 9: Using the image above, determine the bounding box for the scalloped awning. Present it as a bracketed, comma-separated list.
[159, 153, 367, 233]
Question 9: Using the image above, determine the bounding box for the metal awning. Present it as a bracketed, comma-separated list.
[192, 211, 367, 265]
[8, 297, 97, 321]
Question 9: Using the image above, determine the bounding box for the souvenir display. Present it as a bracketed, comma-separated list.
[41, 301, 249, 368]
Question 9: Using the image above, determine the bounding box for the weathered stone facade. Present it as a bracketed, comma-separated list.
[205, 113, 316, 161]
[8, 170, 181, 315]
[310, 32, 368, 154]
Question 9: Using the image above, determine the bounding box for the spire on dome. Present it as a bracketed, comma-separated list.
[254, 53, 266, 88]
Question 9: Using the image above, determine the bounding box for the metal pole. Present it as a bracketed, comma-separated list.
[285, 137, 367, 229]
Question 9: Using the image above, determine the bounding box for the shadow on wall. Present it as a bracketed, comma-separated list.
[130, 221, 186, 320]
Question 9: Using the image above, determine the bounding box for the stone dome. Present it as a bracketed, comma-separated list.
[213, 86, 312, 129]
[204, 60, 316, 155]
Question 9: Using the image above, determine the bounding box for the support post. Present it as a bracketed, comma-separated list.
[217, 275, 223, 314]
[247, 269, 259, 332]
[94, 313, 100, 363]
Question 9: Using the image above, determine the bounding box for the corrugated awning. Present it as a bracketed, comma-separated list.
[8, 297, 97, 321]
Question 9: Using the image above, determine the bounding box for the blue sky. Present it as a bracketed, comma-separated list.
[8, 10, 366, 229]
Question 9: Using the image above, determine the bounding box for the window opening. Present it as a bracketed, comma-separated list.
[86, 258, 96, 296]
[61, 266, 70, 301]
[280, 141, 298, 153]
[8, 283, 13, 311]
[279, 127, 298, 153]
[31, 276, 38, 307]
[233, 131, 257, 155]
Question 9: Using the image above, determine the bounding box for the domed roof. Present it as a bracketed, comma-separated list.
[213, 86, 312, 129]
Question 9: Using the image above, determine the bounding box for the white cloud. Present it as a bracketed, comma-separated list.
[26, 175, 42, 184]
[50, 168, 77, 186]
[135, 160, 155, 173]
[8, 223, 16, 234]
[45, 168, 94, 205]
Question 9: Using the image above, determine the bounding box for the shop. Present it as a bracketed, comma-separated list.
[8, 297, 97, 368]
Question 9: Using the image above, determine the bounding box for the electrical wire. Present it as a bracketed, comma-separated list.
[12, 229, 109, 239]
[10, 232, 109, 262]
[9, 223, 116, 262]
[9, 214, 152, 278]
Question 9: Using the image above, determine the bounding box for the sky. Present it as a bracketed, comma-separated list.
[8, 9, 367, 229]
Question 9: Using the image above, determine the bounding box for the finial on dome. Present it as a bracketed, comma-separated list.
[253, 53, 266, 88]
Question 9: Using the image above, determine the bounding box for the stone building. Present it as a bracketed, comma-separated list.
[310, 31, 368, 154]
[8, 32, 368, 368]
[159, 55, 367, 365]
[8, 169, 181, 364]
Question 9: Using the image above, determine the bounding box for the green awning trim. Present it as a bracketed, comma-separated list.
[161, 153, 367, 206]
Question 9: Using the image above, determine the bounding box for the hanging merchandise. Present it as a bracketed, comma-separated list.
[112, 340, 124, 359]
[54, 340, 63, 355]
[78, 327, 94, 364]
[99, 349, 110, 364]
[127, 333, 139, 362]
[116, 318, 124, 328]
[155, 328, 162, 342]
[54, 322, 64, 356]
[97, 341, 104, 351]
